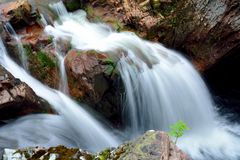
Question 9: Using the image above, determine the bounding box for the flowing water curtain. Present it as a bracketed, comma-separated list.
[42, 2, 240, 159]
[0, 37, 120, 152]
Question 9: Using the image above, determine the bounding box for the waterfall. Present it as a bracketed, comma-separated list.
[3, 23, 28, 70]
[48, 1, 70, 93]
[0, 37, 119, 151]
[42, 2, 240, 159]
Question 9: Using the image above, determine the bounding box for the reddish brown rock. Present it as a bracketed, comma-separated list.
[0, 65, 52, 120]
[84, 0, 240, 72]
[65, 49, 123, 121]
[0, 0, 39, 29]
[111, 131, 190, 160]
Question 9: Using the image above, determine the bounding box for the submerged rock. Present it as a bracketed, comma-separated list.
[0, 65, 52, 120]
[65, 49, 123, 122]
[2, 131, 190, 160]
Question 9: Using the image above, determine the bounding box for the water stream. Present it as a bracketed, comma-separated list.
[0, 38, 119, 152]
[1, 1, 240, 159]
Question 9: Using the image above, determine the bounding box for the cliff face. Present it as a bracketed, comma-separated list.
[80, 0, 240, 72]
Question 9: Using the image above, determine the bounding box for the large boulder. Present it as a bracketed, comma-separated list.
[111, 131, 190, 160]
[0, 0, 39, 29]
[0, 65, 52, 120]
[2, 131, 190, 160]
[65, 49, 123, 122]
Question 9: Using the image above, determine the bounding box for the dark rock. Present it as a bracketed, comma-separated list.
[63, 0, 83, 12]
[0, 65, 53, 120]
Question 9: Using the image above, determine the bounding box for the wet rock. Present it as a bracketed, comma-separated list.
[0, 0, 60, 88]
[84, 0, 240, 72]
[111, 131, 190, 160]
[0, 65, 52, 120]
[2, 146, 93, 160]
[63, 0, 83, 12]
[2, 131, 189, 160]
[26, 44, 60, 89]
[65, 49, 123, 122]
[0, 0, 40, 29]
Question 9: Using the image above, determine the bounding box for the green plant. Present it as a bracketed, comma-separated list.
[168, 120, 190, 144]
[37, 51, 56, 68]
[23, 44, 32, 56]
[113, 20, 124, 32]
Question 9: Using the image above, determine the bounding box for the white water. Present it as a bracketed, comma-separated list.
[49, 1, 70, 93]
[43, 2, 240, 159]
[0, 38, 119, 151]
[3, 23, 28, 70]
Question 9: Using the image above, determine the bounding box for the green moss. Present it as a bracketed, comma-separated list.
[23, 44, 32, 56]
[95, 148, 111, 160]
[102, 57, 114, 66]
[113, 20, 124, 32]
[104, 66, 114, 76]
[36, 51, 56, 68]
[85, 5, 94, 17]
[48, 36, 54, 44]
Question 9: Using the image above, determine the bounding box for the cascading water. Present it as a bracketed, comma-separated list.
[0, 37, 119, 151]
[43, 2, 240, 159]
[48, 1, 70, 93]
[3, 23, 28, 70]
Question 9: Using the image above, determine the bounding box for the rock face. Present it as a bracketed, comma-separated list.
[83, 0, 240, 71]
[0, 0, 39, 29]
[157, 0, 240, 71]
[0, 65, 52, 120]
[204, 46, 240, 121]
[2, 131, 190, 160]
[0, 0, 60, 88]
[112, 131, 190, 160]
[65, 49, 123, 122]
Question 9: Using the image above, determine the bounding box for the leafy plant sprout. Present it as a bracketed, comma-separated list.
[169, 120, 190, 144]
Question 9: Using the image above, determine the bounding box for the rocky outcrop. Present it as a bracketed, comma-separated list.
[2, 146, 93, 160]
[111, 131, 190, 160]
[65, 49, 123, 122]
[0, 0, 39, 29]
[83, 0, 240, 71]
[0, 65, 52, 120]
[0, 0, 60, 88]
[2, 131, 190, 160]
[63, 0, 83, 12]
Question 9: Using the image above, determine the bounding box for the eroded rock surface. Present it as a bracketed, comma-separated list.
[65, 49, 123, 121]
[0, 65, 52, 120]
[2, 131, 190, 160]
[111, 131, 190, 160]
[0, 0, 39, 29]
